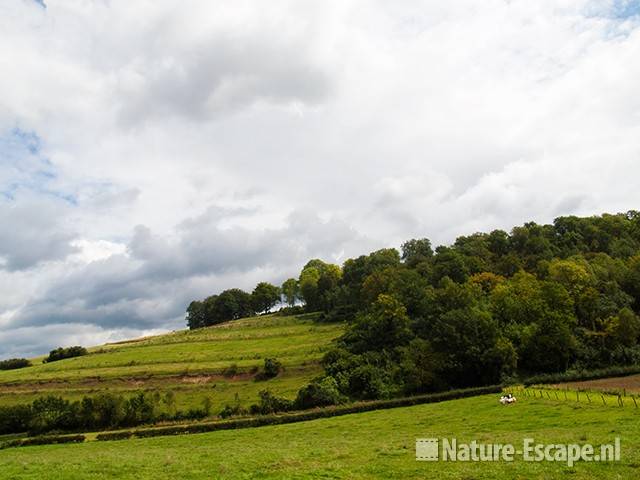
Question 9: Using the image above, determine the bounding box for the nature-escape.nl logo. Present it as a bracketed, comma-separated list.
[415, 438, 621, 467]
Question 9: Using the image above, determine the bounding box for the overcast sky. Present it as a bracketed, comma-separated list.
[1, 0, 640, 357]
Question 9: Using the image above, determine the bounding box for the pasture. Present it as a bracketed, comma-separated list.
[1, 393, 638, 479]
[0, 314, 343, 411]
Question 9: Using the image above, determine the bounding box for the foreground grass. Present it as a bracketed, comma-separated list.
[1, 394, 638, 479]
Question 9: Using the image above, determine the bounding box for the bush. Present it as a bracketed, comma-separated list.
[96, 431, 133, 441]
[29, 396, 79, 434]
[257, 358, 282, 380]
[249, 390, 294, 415]
[295, 376, 345, 409]
[99, 385, 501, 442]
[219, 403, 248, 419]
[0, 391, 169, 436]
[0, 358, 31, 370]
[44, 346, 88, 363]
[0, 434, 85, 450]
[0, 404, 32, 435]
[275, 306, 306, 316]
[222, 363, 239, 378]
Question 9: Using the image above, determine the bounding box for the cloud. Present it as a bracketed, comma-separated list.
[7, 208, 373, 341]
[1, 0, 640, 356]
[116, 35, 331, 125]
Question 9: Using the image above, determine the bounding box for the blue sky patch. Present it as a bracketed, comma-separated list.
[0, 128, 77, 204]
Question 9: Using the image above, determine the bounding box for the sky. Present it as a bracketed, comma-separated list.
[1, 0, 640, 358]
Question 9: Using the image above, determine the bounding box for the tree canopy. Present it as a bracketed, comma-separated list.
[185, 210, 640, 401]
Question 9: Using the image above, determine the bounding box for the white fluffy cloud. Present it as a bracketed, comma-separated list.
[1, 0, 640, 356]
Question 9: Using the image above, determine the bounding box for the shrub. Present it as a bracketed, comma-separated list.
[44, 346, 88, 363]
[222, 363, 239, 378]
[29, 396, 80, 434]
[275, 306, 306, 316]
[249, 390, 294, 415]
[257, 358, 282, 380]
[96, 431, 133, 441]
[219, 403, 248, 419]
[0, 404, 32, 435]
[295, 376, 345, 409]
[0, 434, 85, 450]
[101, 385, 501, 442]
[0, 358, 31, 370]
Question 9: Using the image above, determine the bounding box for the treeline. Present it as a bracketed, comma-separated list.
[0, 391, 212, 436]
[94, 385, 500, 443]
[44, 346, 88, 363]
[0, 358, 31, 370]
[187, 210, 640, 403]
[186, 282, 284, 329]
[0, 346, 89, 370]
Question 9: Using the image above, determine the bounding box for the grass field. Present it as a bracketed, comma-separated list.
[1, 393, 638, 479]
[0, 314, 344, 411]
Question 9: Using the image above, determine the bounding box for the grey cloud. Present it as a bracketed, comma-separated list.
[0, 323, 159, 359]
[10, 207, 374, 334]
[0, 197, 78, 271]
[117, 35, 331, 124]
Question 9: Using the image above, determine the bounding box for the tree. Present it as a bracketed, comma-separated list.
[430, 307, 516, 386]
[281, 278, 299, 306]
[186, 300, 206, 329]
[251, 282, 281, 314]
[397, 339, 443, 394]
[298, 259, 342, 311]
[401, 238, 433, 267]
[605, 308, 640, 347]
[431, 246, 469, 284]
[211, 289, 253, 323]
[342, 294, 414, 354]
[547, 258, 594, 299]
[44, 346, 88, 363]
[341, 249, 401, 308]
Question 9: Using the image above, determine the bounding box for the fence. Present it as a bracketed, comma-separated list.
[503, 385, 639, 408]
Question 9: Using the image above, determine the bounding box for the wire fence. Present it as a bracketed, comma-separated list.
[503, 385, 640, 408]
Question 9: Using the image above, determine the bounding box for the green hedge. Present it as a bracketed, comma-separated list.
[95, 431, 133, 441]
[0, 434, 85, 449]
[101, 385, 500, 441]
[524, 365, 640, 386]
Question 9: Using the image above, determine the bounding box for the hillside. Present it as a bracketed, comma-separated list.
[0, 314, 344, 412]
[1, 393, 638, 479]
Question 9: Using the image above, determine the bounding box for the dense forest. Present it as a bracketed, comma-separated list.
[187, 211, 640, 404]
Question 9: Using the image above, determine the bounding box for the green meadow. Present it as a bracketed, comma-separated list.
[0, 314, 343, 411]
[1, 394, 638, 479]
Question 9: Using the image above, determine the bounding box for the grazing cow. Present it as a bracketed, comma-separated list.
[499, 393, 517, 405]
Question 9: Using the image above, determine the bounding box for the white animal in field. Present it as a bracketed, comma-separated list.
[499, 393, 517, 405]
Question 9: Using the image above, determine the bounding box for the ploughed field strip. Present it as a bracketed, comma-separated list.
[0, 315, 344, 410]
[550, 374, 640, 395]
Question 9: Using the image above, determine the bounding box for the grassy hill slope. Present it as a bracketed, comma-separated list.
[1, 394, 638, 479]
[0, 314, 344, 412]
